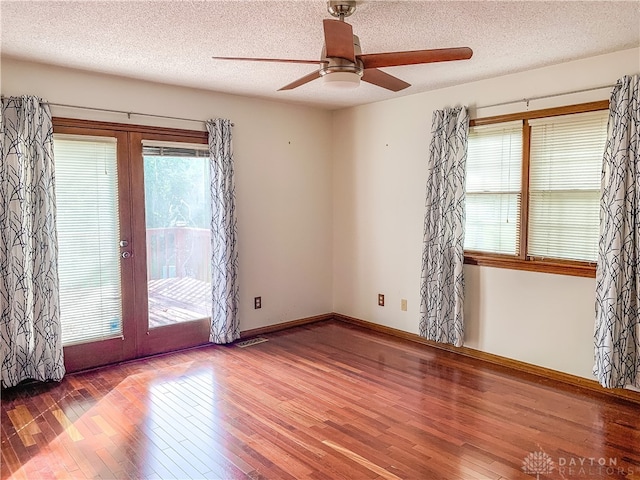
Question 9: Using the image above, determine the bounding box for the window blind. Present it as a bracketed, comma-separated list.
[142, 140, 209, 158]
[464, 120, 523, 255]
[527, 110, 608, 262]
[53, 135, 123, 346]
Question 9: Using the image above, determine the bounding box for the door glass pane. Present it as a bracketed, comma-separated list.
[54, 135, 123, 345]
[143, 143, 212, 328]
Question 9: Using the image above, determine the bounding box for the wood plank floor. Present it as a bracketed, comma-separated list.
[2, 320, 639, 480]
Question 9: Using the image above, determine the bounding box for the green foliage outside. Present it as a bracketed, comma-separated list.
[143, 156, 210, 229]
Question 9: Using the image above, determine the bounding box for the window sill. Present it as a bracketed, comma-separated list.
[464, 253, 596, 278]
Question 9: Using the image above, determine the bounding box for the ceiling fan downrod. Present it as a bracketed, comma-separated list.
[327, 0, 356, 21]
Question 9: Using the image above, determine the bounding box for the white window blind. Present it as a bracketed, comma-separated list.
[141, 140, 209, 158]
[464, 120, 523, 255]
[53, 135, 123, 346]
[527, 110, 608, 262]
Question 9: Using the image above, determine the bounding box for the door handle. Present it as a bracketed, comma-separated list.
[121, 251, 132, 259]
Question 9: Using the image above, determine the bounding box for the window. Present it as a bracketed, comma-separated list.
[465, 121, 522, 255]
[528, 111, 608, 262]
[464, 101, 609, 277]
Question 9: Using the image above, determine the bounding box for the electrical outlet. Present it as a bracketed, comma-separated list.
[378, 293, 385, 307]
[401, 299, 407, 311]
[254, 296, 261, 309]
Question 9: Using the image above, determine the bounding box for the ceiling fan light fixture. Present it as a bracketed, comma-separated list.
[213, 0, 473, 93]
[322, 71, 361, 89]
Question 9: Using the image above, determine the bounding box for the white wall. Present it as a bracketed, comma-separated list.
[4, 48, 639, 380]
[332, 48, 640, 379]
[1, 57, 334, 331]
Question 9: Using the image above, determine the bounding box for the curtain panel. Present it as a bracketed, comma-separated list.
[419, 107, 469, 347]
[206, 118, 240, 344]
[1, 96, 65, 388]
[594, 75, 640, 389]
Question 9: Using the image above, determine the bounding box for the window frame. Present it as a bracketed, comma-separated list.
[464, 100, 609, 278]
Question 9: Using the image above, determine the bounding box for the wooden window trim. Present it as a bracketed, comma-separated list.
[469, 100, 609, 127]
[465, 100, 608, 278]
[519, 121, 531, 261]
[53, 117, 208, 141]
[464, 253, 596, 278]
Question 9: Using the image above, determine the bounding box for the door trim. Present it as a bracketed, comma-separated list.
[53, 119, 211, 372]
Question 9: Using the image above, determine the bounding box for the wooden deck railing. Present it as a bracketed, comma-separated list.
[146, 227, 210, 281]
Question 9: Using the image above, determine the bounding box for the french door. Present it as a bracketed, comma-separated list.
[130, 132, 212, 358]
[54, 121, 211, 372]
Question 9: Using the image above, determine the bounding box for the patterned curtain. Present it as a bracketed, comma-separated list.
[206, 118, 240, 344]
[419, 107, 469, 347]
[594, 75, 640, 389]
[1, 96, 65, 388]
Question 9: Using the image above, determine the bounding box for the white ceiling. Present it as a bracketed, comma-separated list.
[1, 1, 639, 110]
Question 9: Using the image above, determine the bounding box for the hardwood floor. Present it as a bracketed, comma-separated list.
[2, 320, 639, 480]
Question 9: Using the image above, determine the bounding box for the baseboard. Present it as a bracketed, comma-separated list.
[240, 313, 333, 339]
[333, 313, 640, 406]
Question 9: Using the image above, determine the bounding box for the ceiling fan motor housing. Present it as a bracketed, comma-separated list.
[320, 34, 363, 77]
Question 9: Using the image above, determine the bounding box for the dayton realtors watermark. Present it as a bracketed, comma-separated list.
[522, 450, 635, 478]
[557, 456, 634, 477]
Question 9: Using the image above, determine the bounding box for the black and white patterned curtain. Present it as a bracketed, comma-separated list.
[206, 118, 240, 344]
[419, 107, 469, 347]
[1, 96, 65, 388]
[594, 75, 640, 389]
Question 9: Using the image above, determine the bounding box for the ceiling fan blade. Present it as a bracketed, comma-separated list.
[212, 56, 325, 65]
[278, 71, 321, 91]
[359, 47, 473, 69]
[323, 19, 355, 62]
[362, 68, 411, 92]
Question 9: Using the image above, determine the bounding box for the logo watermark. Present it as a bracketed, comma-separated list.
[522, 451, 635, 478]
[522, 451, 555, 479]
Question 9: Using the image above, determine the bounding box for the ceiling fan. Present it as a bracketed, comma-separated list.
[212, 0, 473, 92]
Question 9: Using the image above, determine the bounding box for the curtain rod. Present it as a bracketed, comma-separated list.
[0, 97, 234, 126]
[46, 84, 614, 116]
[475, 83, 614, 110]
[3, 83, 614, 120]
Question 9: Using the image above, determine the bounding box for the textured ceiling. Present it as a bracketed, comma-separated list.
[1, 1, 639, 110]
